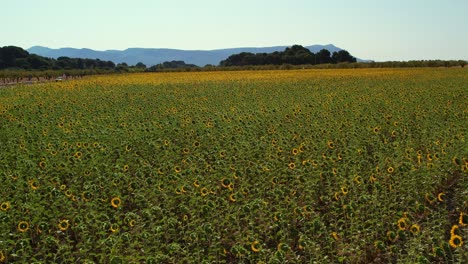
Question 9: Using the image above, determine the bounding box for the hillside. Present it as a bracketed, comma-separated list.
[28, 44, 351, 66]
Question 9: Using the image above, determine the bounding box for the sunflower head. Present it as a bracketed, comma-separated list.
[251, 240, 261, 252]
[387, 231, 397, 242]
[341, 186, 349, 195]
[450, 225, 459, 237]
[0, 202, 11, 211]
[374, 240, 385, 251]
[449, 235, 463, 248]
[58, 219, 70, 231]
[111, 197, 122, 208]
[410, 224, 420, 235]
[459, 212, 468, 226]
[397, 218, 408, 230]
[437, 192, 445, 202]
[332, 232, 339, 241]
[110, 223, 120, 233]
[18, 221, 30, 232]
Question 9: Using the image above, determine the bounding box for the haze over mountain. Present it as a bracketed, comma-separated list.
[27, 44, 363, 67]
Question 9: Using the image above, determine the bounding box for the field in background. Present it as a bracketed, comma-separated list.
[0, 68, 467, 263]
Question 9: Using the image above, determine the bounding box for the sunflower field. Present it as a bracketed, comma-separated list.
[0, 68, 467, 263]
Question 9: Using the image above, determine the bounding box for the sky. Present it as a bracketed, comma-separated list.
[2, 0, 467, 61]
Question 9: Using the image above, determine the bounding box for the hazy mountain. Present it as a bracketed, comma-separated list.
[28, 44, 365, 66]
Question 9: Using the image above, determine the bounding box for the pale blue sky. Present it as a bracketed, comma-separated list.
[2, 0, 467, 61]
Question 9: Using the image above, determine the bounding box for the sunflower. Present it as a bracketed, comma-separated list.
[58, 219, 70, 231]
[81, 191, 92, 202]
[369, 174, 377, 183]
[332, 232, 339, 241]
[0, 202, 10, 211]
[193, 179, 200, 188]
[437, 192, 445, 202]
[334, 192, 340, 201]
[327, 140, 334, 149]
[0, 250, 5, 262]
[182, 148, 190, 154]
[65, 190, 73, 198]
[450, 225, 459, 237]
[288, 162, 295, 170]
[200, 187, 209, 196]
[374, 240, 385, 252]
[271, 139, 277, 146]
[174, 166, 182, 173]
[452, 157, 461, 166]
[251, 240, 261, 252]
[18, 221, 29, 232]
[193, 141, 200, 147]
[110, 223, 120, 233]
[387, 167, 394, 174]
[354, 175, 362, 185]
[73, 151, 82, 159]
[397, 218, 408, 230]
[373, 126, 380, 133]
[449, 235, 463, 248]
[424, 193, 435, 204]
[129, 219, 136, 227]
[341, 187, 348, 195]
[410, 224, 420, 235]
[337, 153, 343, 160]
[229, 193, 236, 202]
[39, 160, 46, 169]
[125, 145, 132, 152]
[221, 178, 230, 188]
[459, 212, 468, 226]
[426, 153, 432, 161]
[29, 179, 39, 190]
[387, 231, 397, 242]
[123, 164, 129, 172]
[291, 148, 299, 155]
[111, 197, 122, 208]
[219, 151, 226, 158]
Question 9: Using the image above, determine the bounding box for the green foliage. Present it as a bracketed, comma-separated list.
[0, 46, 116, 70]
[220, 45, 357, 66]
[146, 61, 199, 71]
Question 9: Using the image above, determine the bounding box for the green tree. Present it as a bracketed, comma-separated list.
[332, 50, 357, 63]
[316, 49, 332, 64]
[135, 62, 146, 69]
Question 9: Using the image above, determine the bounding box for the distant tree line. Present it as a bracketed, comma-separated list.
[220, 45, 357, 66]
[0, 46, 117, 70]
[145, 61, 198, 72]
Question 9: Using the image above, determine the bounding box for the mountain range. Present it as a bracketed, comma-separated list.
[27, 44, 364, 67]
